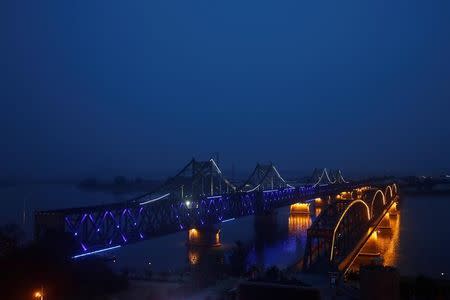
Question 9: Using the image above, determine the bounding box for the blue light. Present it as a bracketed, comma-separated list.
[222, 218, 235, 223]
[263, 189, 278, 193]
[72, 245, 121, 259]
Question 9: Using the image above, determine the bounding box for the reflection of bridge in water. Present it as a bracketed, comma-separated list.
[35, 158, 398, 275]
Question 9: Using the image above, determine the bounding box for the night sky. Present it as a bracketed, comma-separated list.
[1, 0, 450, 179]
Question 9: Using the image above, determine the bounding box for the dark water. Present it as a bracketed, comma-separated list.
[388, 195, 450, 278]
[2, 184, 450, 278]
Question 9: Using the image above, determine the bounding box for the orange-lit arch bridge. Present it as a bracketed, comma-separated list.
[302, 183, 399, 272]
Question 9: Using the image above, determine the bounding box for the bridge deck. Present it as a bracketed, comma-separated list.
[35, 184, 357, 256]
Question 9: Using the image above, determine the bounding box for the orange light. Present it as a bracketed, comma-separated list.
[338, 191, 352, 200]
[215, 232, 220, 244]
[288, 215, 311, 233]
[188, 228, 199, 241]
[290, 203, 310, 214]
[34, 291, 42, 299]
[188, 249, 199, 265]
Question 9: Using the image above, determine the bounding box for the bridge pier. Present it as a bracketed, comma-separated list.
[290, 203, 310, 215]
[388, 201, 399, 216]
[312, 198, 324, 217]
[336, 191, 352, 200]
[359, 231, 381, 257]
[314, 197, 324, 208]
[356, 231, 383, 270]
[187, 225, 221, 247]
[377, 214, 391, 230]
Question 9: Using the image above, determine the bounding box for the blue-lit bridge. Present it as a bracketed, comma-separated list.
[35, 158, 398, 271]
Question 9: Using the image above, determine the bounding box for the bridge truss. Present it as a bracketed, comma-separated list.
[310, 168, 349, 187]
[35, 159, 356, 256]
[239, 163, 294, 192]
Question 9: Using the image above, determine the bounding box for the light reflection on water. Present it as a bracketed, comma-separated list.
[350, 212, 400, 272]
[377, 214, 400, 267]
[286, 214, 311, 253]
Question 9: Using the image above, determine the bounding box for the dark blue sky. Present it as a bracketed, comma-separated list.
[1, 0, 450, 179]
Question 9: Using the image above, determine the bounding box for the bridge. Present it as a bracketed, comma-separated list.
[35, 158, 397, 269]
[302, 184, 399, 273]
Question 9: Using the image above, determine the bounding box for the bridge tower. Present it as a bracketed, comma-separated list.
[161, 158, 235, 247]
[309, 168, 336, 187]
[239, 163, 293, 193]
[158, 158, 236, 203]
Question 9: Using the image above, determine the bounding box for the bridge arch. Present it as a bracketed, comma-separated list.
[392, 183, 398, 195]
[370, 189, 386, 219]
[330, 200, 371, 261]
[384, 185, 393, 200]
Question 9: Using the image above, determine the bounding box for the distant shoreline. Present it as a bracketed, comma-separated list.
[401, 188, 450, 196]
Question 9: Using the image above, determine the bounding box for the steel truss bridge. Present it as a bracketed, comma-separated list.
[35, 158, 396, 263]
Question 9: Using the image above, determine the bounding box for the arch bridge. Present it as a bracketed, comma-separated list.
[302, 184, 399, 272]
